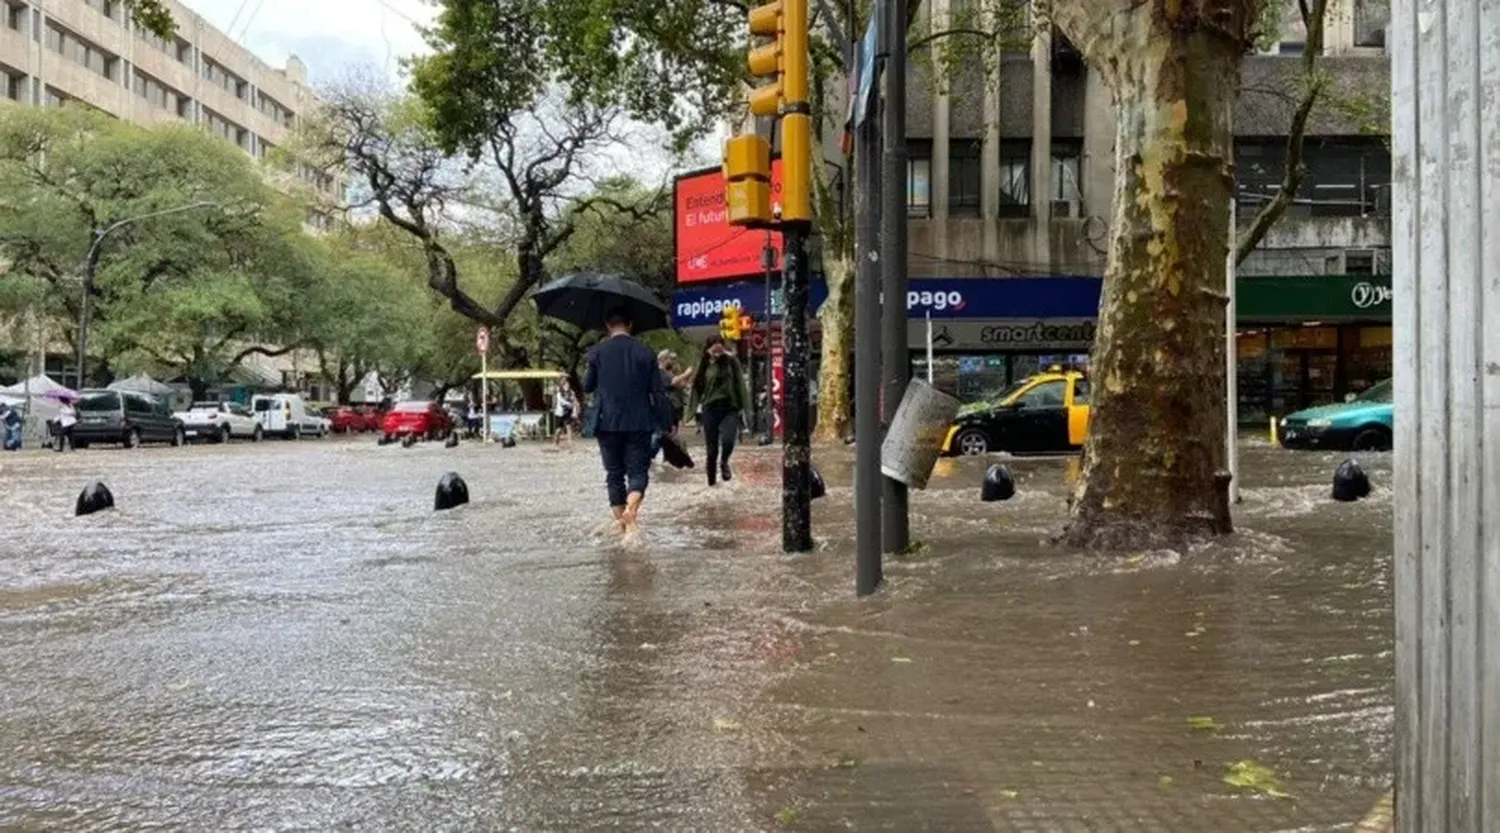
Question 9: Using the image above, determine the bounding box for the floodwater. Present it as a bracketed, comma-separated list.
[0, 435, 1392, 831]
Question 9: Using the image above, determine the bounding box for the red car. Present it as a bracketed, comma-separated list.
[381, 401, 453, 441]
[327, 406, 367, 433]
[357, 405, 384, 432]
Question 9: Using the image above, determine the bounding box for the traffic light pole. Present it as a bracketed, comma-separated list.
[854, 111, 884, 593]
[781, 223, 814, 552]
[879, 0, 910, 554]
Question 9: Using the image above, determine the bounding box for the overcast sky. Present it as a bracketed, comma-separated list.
[177, 0, 707, 181]
[179, 0, 434, 85]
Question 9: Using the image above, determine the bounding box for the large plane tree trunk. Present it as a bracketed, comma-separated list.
[814, 253, 854, 441]
[1054, 0, 1255, 550]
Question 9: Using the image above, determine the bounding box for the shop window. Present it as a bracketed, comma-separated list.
[949, 140, 982, 216]
[908, 139, 932, 217]
[999, 144, 1030, 218]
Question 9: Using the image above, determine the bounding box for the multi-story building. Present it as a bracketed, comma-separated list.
[673, 0, 1392, 427]
[0, 0, 338, 393]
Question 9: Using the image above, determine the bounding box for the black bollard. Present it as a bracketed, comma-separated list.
[434, 472, 470, 511]
[377, 434, 392, 446]
[981, 464, 1016, 502]
[1332, 459, 1371, 502]
[444, 433, 460, 449]
[402, 433, 417, 448]
[501, 436, 517, 449]
[76, 481, 115, 516]
[810, 467, 826, 500]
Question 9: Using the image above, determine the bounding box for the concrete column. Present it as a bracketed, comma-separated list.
[1029, 0, 1052, 267]
[1391, 0, 1500, 830]
[930, 0, 950, 262]
[980, 41, 1002, 274]
[1080, 66, 1114, 226]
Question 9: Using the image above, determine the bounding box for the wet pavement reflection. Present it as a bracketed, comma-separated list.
[0, 436, 1392, 830]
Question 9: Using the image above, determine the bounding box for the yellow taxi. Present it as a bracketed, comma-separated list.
[941, 369, 1091, 456]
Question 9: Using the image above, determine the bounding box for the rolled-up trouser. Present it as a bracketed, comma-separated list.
[596, 430, 653, 507]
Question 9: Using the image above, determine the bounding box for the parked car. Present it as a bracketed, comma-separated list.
[941, 370, 1092, 456]
[251, 393, 326, 440]
[357, 405, 384, 432]
[327, 406, 369, 433]
[73, 389, 185, 449]
[174, 401, 262, 443]
[1279, 379, 1393, 451]
[381, 400, 454, 441]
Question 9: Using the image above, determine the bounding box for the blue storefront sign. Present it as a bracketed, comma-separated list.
[672, 276, 1103, 328]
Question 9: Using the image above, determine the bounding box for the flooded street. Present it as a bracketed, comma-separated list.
[0, 437, 1392, 831]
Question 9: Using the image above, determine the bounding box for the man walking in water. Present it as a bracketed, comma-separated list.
[582, 306, 667, 534]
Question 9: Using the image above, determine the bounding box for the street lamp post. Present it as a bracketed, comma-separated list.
[74, 201, 216, 388]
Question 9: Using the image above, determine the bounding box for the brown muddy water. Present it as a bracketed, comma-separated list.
[0, 436, 1392, 831]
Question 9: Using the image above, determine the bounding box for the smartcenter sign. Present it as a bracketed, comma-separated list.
[909, 319, 1097, 351]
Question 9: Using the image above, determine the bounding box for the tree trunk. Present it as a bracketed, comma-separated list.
[1057, 3, 1245, 550]
[813, 253, 854, 442]
[188, 377, 208, 401]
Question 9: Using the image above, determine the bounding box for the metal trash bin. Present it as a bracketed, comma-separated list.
[880, 378, 960, 490]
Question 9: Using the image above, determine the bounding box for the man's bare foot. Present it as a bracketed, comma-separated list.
[621, 492, 644, 534]
[610, 506, 627, 535]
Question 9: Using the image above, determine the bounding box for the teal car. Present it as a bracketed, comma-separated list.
[1279, 379, 1393, 452]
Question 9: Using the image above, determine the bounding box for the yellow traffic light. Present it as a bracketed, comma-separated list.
[721, 304, 742, 341]
[724, 134, 772, 226]
[778, 0, 811, 223]
[747, 1, 783, 117]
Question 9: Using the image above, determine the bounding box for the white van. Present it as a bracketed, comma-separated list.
[251, 393, 326, 440]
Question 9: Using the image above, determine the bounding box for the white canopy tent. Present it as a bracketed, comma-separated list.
[0, 373, 72, 398]
[106, 374, 176, 397]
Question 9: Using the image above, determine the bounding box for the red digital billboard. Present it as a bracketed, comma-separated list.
[674, 162, 784, 284]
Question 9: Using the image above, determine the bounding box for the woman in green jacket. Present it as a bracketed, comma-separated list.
[690, 336, 748, 486]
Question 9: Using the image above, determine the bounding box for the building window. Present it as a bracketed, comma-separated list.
[1354, 0, 1388, 47]
[5, 2, 24, 32]
[1050, 140, 1083, 215]
[1345, 250, 1376, 275]
[44, 86, 64, 108]
[906, 139, 932, 217]
[948, 139, 982, 216]
[132, 69, 183, 112]
[83, 0, 122, 21]
[2, 66, 24, 102]
[45, 24, 120, 82]
[177, 96, 192, 119]
[203, 59, 248, 100]
[1235, 137, 1391, 218]
[998, 144, 1030, 218]
[204, 109, 249, 150]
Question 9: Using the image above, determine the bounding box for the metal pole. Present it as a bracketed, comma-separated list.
[481, 341, 490, 442]
[762, 235, 776, 443]
[879, 0, 909, 554]
[1226, 199, 1239, 505]
[926, 310, 933, 384]
[1392, 0, 1499, 828]
[782, 225, 814, 553]
[76, 228, 102, 389]
[854, 56, 883, 596]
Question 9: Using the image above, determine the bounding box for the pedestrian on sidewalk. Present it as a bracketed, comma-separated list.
[552, 378, 579, 447]
[1, 403, 21, 451]
[582, 306, 668, 534]
[651, 349, 693, 460]
[52, 399, 76, 452]
[690, 336, 747, 486]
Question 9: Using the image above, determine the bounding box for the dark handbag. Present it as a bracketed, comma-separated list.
[659, 434, 695, 469]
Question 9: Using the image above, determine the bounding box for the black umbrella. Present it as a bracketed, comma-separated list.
[531, 272, 671, 333]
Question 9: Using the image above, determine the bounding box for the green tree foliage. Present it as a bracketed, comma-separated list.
[0, 107, 316, 395]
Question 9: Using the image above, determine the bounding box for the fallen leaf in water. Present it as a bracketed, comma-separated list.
[775, 806, 797, 825]
[1187, 716, 1222, 732]
[1128, 639, 1141, 646]
[1159, 775, 1174, 790]
[1224, 760, 1290, 798]
[713, 718, 742, 733]
[891, 656, 913, 664]
[1031, 760, 1043, 768]
[998, 789, 1019, 800]
[1125, 555, 1145, 566]
[834, 753, 859, 769]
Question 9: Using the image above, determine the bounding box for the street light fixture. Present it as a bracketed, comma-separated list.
[74, 200, 218, 388]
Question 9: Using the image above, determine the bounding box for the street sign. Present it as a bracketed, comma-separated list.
[771, 328, 784, 437]
[475, 326, 490, 354]
[771, 289, 785, 316]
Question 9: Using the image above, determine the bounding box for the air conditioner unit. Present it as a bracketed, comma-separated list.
[1050, 199, 1078, 219]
